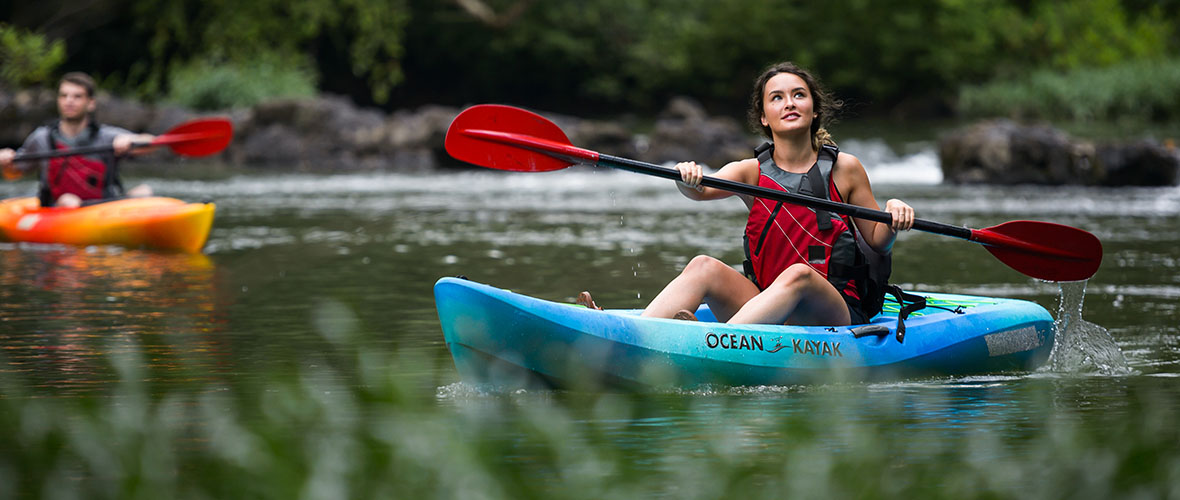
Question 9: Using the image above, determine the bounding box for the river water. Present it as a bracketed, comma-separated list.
[1, 141, 1178, 498]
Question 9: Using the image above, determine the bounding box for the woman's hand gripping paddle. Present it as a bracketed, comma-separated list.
[446, 104, 1103, 282]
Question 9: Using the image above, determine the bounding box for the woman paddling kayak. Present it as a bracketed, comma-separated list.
[580, 61, 915, 326]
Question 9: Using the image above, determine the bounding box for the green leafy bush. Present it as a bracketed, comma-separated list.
[166, 54, 318, 110]
[958, 58, 1180, 122]
[5, 0, 1178, 114]
[399, 0, 1178, 114]
[0, 24, 65, 88]
[136, 0, 407, 105]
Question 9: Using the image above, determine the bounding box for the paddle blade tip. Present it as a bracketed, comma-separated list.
[979, 220, 1103, 282]
[445, 105, 576, 172]
[159, 118, 234, 157]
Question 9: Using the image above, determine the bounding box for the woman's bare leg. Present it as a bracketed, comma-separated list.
[727, 263, 851, 326]
[641, 255, 760, 321]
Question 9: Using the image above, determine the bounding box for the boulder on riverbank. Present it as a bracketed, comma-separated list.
[0, 88, 760, 173]
[0, 88, 463, 171]
[940, 120, 1179, 186]
[643, 97, 759, 169]
[4, 87, 1176, 186]
[0, 88, 57, 142]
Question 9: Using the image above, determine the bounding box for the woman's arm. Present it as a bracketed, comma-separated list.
[675, 158, 760, 201]
[835, 153, 913, 253]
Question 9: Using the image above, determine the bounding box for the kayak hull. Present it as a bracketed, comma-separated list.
[434, 277, 1056, 389]
[0, 197, 215, 253]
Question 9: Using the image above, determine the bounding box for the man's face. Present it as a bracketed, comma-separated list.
[57, 81, 95, 122]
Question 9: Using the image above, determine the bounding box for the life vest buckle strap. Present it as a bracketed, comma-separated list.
[803, 162, 833, 230]
[828, 261, 869, 281]
[886, 285, 927, 343]
[754, 142, 773, 163]
[753, 201, 784, 257]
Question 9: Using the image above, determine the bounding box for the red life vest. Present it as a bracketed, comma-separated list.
[743, 144, 872, 312]
[43, 122, 120, 205]
[48, 144, 109, 201]
[742, 143, 929, 333]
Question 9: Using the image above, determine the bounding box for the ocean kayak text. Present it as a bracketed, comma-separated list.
[704, 333, 843, 358]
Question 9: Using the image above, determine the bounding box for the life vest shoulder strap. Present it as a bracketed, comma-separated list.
[755, 142, 840, 229]
[754, 142, 839, 188]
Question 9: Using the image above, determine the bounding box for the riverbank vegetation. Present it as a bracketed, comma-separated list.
[3, 0, 1178, 122]
[0, 23, 64, 88]
[959, 58, 1180, 123]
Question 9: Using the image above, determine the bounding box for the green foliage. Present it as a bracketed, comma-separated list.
[3, 0, 1177, 118]
[0, 23, 65, 88]
[1029, 0, 1174, 70]
[166, 54, 318, 110]
[400, 0, 1178, 117]
[958, 58, 1180, 122]
[131, 0, 408, 104]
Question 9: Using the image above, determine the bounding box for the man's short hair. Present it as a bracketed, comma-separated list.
[59, 72, 97, 98]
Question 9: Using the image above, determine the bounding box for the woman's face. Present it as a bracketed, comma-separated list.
[759, 72, 815, 137]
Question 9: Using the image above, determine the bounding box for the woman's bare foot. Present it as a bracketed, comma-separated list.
[673, 309, 698, 321]
[576, 291, 603, 310]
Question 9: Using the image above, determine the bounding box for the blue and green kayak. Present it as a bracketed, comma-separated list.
[434, 277, 1055, 389]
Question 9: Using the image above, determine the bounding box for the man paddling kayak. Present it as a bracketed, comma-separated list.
[580, 62, 914, 327]
[0, 72, 156, 208]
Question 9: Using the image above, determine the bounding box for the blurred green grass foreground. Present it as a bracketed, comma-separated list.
[1, 319, 1177, 500]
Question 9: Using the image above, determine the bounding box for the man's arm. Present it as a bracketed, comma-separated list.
[1, 127, 51, 175]
[112, 133, 157, 156]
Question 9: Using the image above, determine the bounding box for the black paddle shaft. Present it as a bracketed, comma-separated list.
[13, 141, 153, 162]
[598, 153, 974, 240]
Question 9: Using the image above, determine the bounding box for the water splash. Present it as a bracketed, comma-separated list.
[1043, 280, 1134, 375]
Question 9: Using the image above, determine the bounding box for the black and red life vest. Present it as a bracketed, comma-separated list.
[41, 121, 123, 206]
[741, 142, 928, 334]
[742, 143, 886, 318]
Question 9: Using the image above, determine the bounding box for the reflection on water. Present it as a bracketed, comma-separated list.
[0, 245, 228, 394]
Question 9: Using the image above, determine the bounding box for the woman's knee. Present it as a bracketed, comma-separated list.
[55, 193, 82, 208]
[766, 264, 820, 291]
[683, 255, 729, 275]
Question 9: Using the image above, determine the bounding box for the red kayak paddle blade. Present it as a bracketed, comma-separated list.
[153, 118, 234, 156]
[446, 104, 584, 172]
[972, 220, 1103, 282]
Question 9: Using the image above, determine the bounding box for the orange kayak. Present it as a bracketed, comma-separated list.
[0, 197, 215, 253]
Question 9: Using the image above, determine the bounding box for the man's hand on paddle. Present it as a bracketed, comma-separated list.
[113, 133, 157, 156]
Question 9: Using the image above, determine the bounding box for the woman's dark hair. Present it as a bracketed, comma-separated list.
[746, 62, 842, 150]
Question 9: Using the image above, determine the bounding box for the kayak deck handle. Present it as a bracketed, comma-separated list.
[850, 324, 891, 338]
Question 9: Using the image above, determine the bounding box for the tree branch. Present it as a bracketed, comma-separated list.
[452, 0, 534, 28]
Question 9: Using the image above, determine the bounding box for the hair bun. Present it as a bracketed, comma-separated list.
[813, 128, 837, 149]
